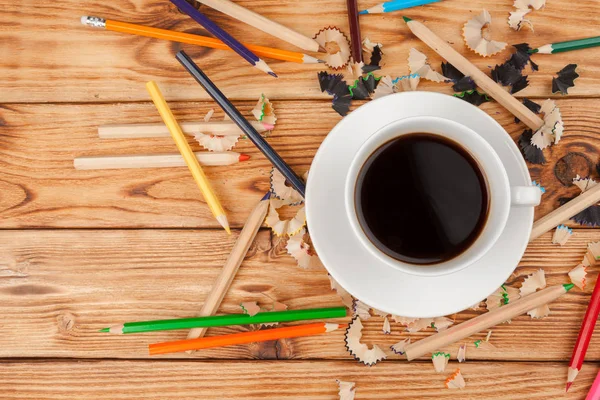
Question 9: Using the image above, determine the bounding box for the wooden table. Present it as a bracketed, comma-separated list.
[1, 0, 600, 398]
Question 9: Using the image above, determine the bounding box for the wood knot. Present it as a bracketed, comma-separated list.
[249, 338, 293, 359]
[57, 312, 76, 333]
[554, 152, 592, 186]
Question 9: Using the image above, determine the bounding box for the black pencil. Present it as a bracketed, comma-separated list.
[176, 50, 306, 198]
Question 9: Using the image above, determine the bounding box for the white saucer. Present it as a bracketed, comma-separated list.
[306, 92, 534, 318]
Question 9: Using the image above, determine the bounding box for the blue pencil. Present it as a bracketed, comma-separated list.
[170, 0, 276, 77]
[359, 0, 441, 14]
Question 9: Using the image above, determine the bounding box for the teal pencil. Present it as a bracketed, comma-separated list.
[100, 306, 347, 334]
[531, 36, 600, 54]
[359, 0, 441, 14]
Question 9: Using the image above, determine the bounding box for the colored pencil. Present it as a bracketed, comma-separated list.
[586, 369, 600, 400]
[186, 192, 271, 343]
[404, 284, 574, 360]
[530, 183, 600, 241]
[360, 0, 442, 14]
[532, 36, 600, 54]
[346, 0, 363, 62]
[146, 81, 230, 234]
[195, 0, 322, 53]
[98, 120, 272, 139]
[176, 50, 306, 198]
[169, 0, 276, 77]
[567, 278, 600, 391]
[81, 16, 323, 64]
[74, 151, 250, 170]
[149, 322, 345, 355]
[100, 306, 346, 334]
[403, 16, 544, 131]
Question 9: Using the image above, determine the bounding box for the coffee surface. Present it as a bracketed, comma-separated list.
[355, 133, 489, 265]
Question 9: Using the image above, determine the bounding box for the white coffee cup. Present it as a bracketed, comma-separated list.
[345, 116, 541, 277]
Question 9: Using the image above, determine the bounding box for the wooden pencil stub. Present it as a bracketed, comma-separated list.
[74, 151, 243, 170]
[405, 19, 544, 131]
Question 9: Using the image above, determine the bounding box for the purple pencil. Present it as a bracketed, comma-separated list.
[170, 0, 277, 78]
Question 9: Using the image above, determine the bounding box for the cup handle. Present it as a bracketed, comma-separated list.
[510, 186, 541, 207]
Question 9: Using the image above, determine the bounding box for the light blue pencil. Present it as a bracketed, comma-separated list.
[359, 0, 441, 14]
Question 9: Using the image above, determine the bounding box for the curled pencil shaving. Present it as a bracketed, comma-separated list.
[569, 264, 587, 290]
[432, 317, 454, 332]
[270, 168, 304, 205]
[552, 64, 579, 95]
[314, 27, 351, 69]
[462, 10, 507, 57]
[535, 99, 564, 145]
[353, 300, 372, 320]
[240, 301, 261, 316]
[329, 275, 355, 309]
[362, 37, 383, 70]
[390, 338, 411, 355]
[382, 317, 391, 334]
[573, 175, 598, 193]
[348, 73, 381, 100]
[583, 241, 600, 267]
[203, 109, 215, 122]
[345, 317, 387, 366]
[432, 352, 451, 373]
[372, 74, 420, 99]
[194, 132, 240, 152]
[446, 369, 466, 389]
[344, 61, 365, 83]
[286, 228, 323, 269]
[406, 318, 434, 332]
[391, 315, 418, 325]
[371, 308, 389, 318]
[336, 380, 356, 400]
[252, 94, 277, 126]
[474, 339, 496, 350]
[508, 0, 545, 31]
[317, 71, 352, 116]
[519, 129, 546, 164]
[485, 284, 520, 312]
[552, 225, 573, 246]
[265, 198, 306, 237]
[453, 90, 491, 106]
[520, 269, 550, 319]
[532, 180, 546, 193]
[408, 48, 448, 82]
[457, 344, 467, 362]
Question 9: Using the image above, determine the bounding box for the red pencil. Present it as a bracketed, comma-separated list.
[567, 277, 600, 391]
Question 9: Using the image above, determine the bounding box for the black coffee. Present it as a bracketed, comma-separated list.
[355, 133, 489, 265]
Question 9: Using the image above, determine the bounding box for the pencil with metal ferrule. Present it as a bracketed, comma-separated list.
[404, 284, 574, 361]
[80, 16, 324, 64]
[100, 306, 347, 334]
[176, 50, 306, 198]
[169, 0, 277, 78]
[531, 36, 600, 54]
[195, 0, 323, 53]
[566, 277, 600, 392]
[403, 16, 544, 131]
[149, 322, 346, 355]
[359, 0, 442, 14]
[145, 81, 230, 234]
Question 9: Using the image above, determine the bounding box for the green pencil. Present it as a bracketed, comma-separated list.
[531, 36, 600, 54]
[100, 306, 347, 334]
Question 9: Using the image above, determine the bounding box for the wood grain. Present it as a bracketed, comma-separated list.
[1, 99, 600, 229]
[1, 0, 599, 102]
[1, 228, 600, 361]
[0, 359, 597, 399]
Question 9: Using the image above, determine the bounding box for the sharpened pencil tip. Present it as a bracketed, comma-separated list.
[564, 283, 575, 291]
[317, 59, 326, 63]
[238, 154, 251, 162]
[358, 10, 367, 14]
[99, 328, 109, 333]
[403, 16, 412, 22]
[217, 214, 231, 234]
[268, 71, 278, 78]
[261, 191, 272, 201]
[318, 45, 327, 53]
[566, 382, 572, 392]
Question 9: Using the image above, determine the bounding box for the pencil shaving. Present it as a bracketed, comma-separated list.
[486, 285, 520, 312]
[432, 352, 450, 373]
[445, 369, 466, 389]
[408, 48, 448, 82]
[457, 344, 467, 362]
[286, 228, 323, 269]
[433, 317, 454, 332]
[390, 338, 411, 355]
[336, 380, 356, 400]
[382, 317, 391, 334]
[353, 300, 372, 320]
[552, 64, 579, 95]
[270, 168, 304, 205]
[520, 269, 550, 318]
[552, 225, 573, 246]
[573, 175, 598, 193]
[345, 317, 387, 366]
[519, 129, 546, 164]
[348, 73, 381, 100]
[203, 109, 214, 122]
[371, 308, 389, 318]
[569, 264, 588, 290]
[194, 132, 240, 151]
[240, 301, 261, 316]
[391, 315, 418, 325]
[265, 199, 306, 237]
[329, 275, 355, 309]
[372, 74, 420, 99]
[362, 37, 383, 70]
[317, 71, 352, 116]
[462, 10, 507, 57]
[344, 61, 365, 83]
[406, 318, 434, 332]
[453, 90, 491, 106]
[508, 8, 533, 31]
[314, 27, 351, 69]
[252, 94, 277, 126]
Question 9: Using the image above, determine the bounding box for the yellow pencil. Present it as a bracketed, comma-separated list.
[145, 81, 230, 234]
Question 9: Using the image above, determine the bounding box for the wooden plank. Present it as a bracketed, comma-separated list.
[0, 0, 598, 102]
[1, 99, 598, 229]
[0, 359, 596, 399]
[1, 228, 600, 361]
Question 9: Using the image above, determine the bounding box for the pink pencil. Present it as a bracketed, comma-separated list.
[586, 370, 600, 400]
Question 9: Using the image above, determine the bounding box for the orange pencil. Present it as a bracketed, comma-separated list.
[149, 322, 344, 355]
[81, 16, 324, 64]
